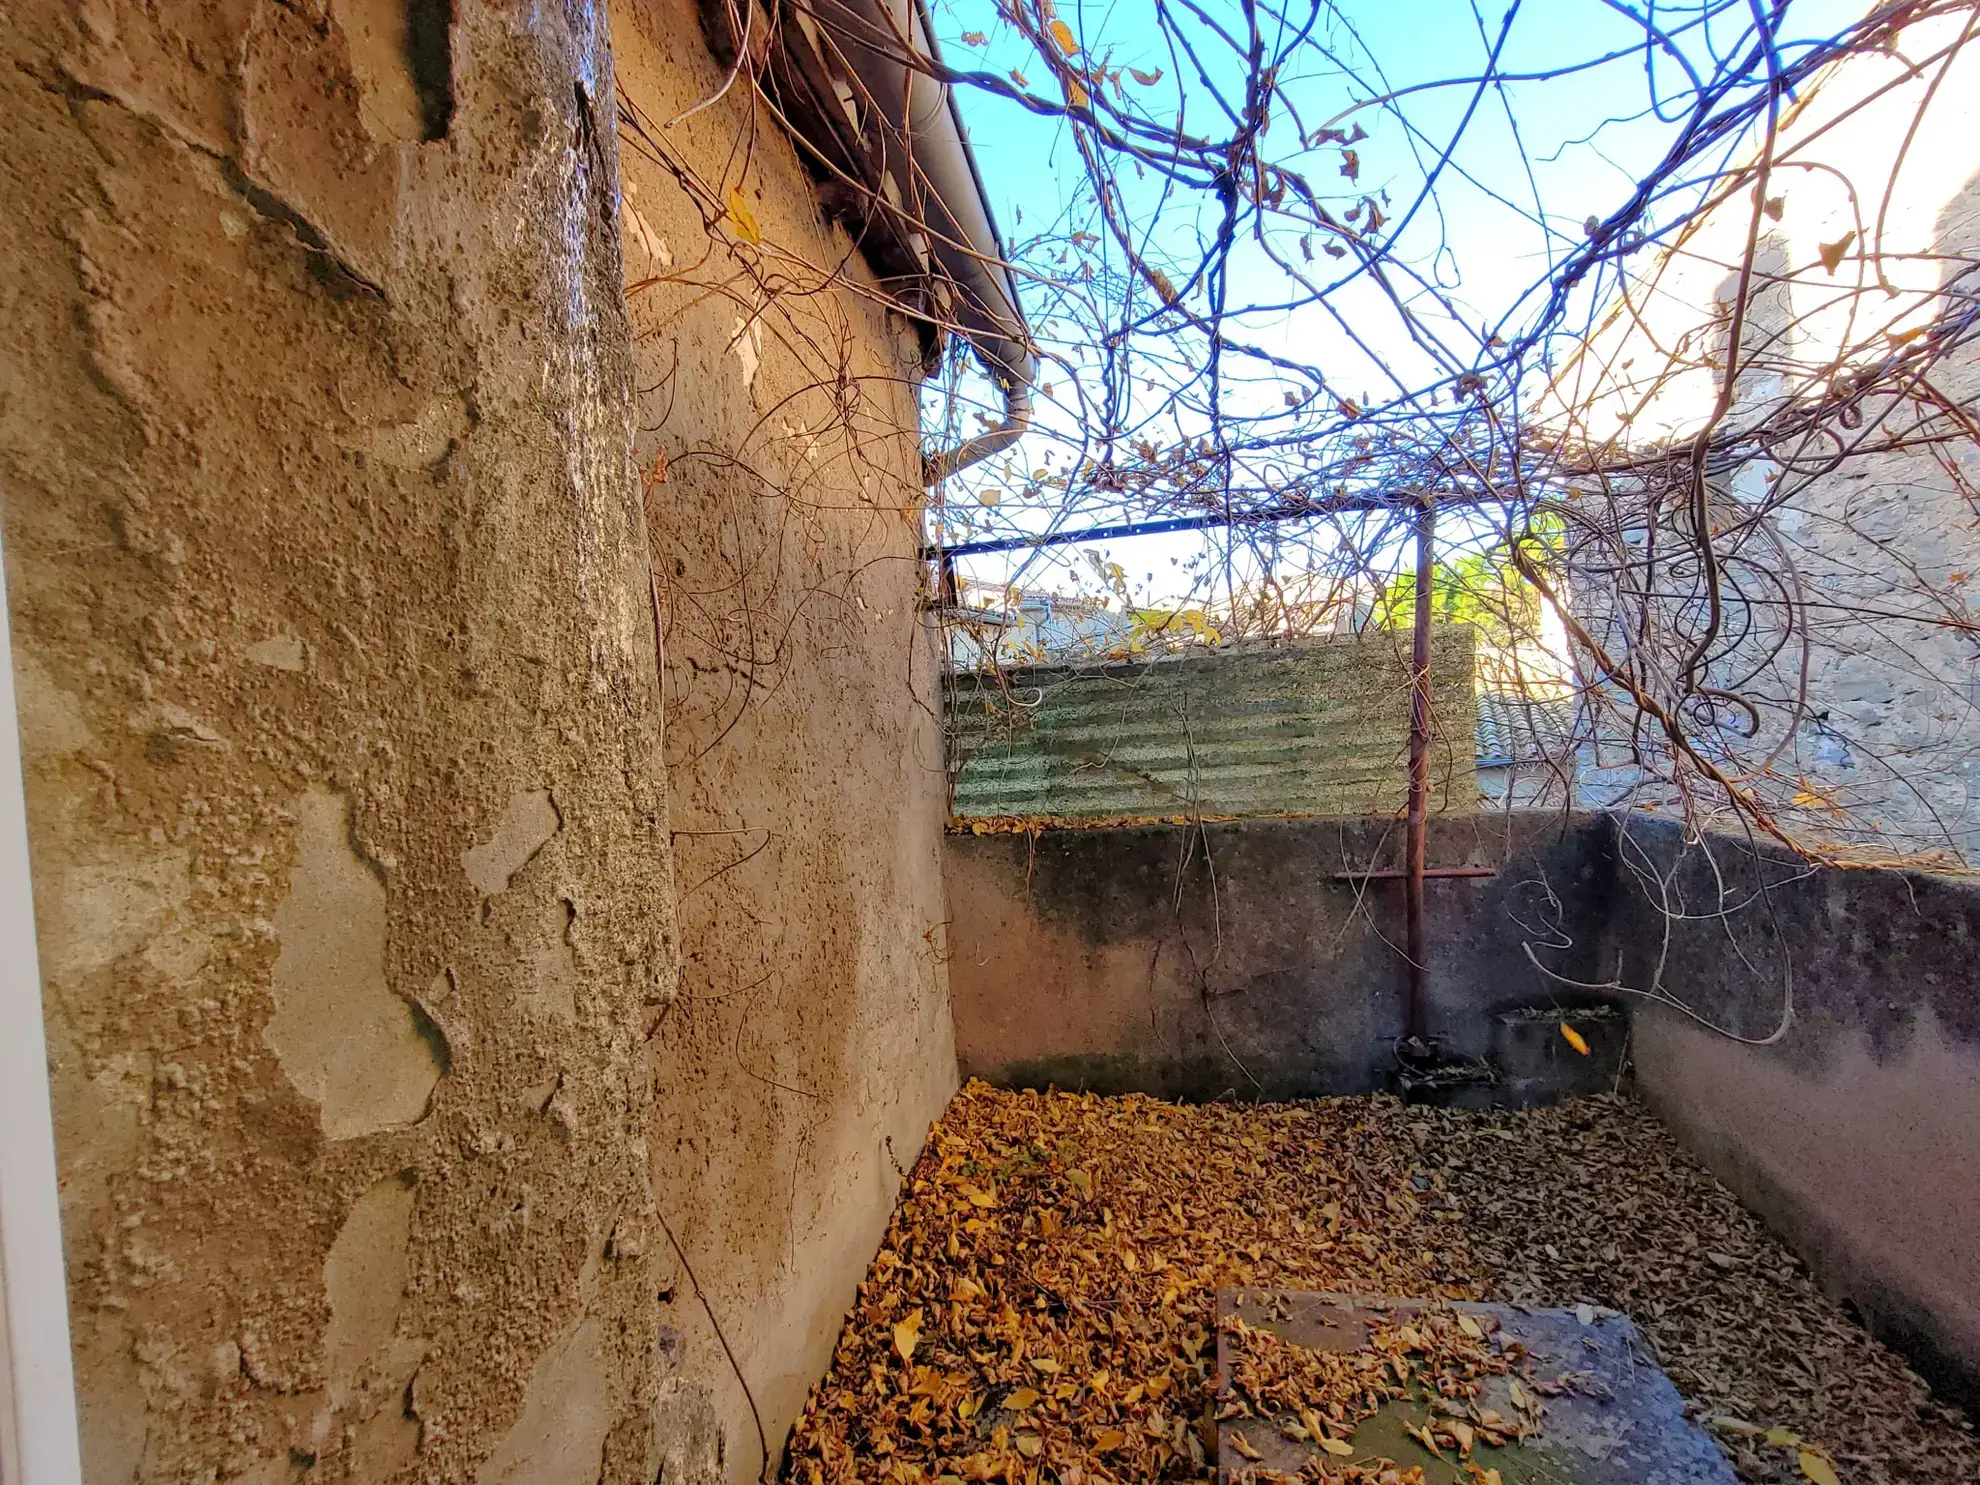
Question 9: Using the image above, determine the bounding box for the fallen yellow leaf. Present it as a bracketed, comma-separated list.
[892, 1308, 922, 1366]
[1093, 1428, 1128, 1451]
[1230, 1431, 1263, 1460]
[1800, 1449, 1843, 1485]
[1320, 1436, 1355, 1456]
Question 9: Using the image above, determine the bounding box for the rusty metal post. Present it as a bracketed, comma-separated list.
[1403, 497, 1435, 1053]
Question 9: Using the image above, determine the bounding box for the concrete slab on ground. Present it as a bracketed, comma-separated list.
[1214, 1289, 1736, 1484]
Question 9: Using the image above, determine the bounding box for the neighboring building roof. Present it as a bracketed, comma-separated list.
[1475, 693, 1577, 768]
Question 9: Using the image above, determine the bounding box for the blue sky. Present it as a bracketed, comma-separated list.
[922, 0, 1868, 603]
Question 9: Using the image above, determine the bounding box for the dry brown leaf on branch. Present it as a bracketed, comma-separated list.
[724, 188, 761, 245]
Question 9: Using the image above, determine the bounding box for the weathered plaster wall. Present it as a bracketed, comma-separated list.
[4, 3, 705, 1482]
[611, 6, 959, 1481]
[1606, 820, 1980, 1415]
[946, 814, 1624, 1101]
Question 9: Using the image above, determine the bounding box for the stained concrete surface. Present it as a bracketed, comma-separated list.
[1607, 818, 1980, 1418]
[945, 814, 1623, 1101]
[1216, 1291, 1737, 1484]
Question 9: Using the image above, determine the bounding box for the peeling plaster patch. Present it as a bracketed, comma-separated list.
[474, 1319, 611, 1485]
[266, 789, 445, 1139]
[528, 898, 580, 1023]
[648, 1378, 723, 1485]
[462, 789, 562, 896]
[350, 1398, 421, 1480]
[334, 394, 470, 468]
[729, 316, 763, 390]
[331, 0, 426, 147]
[626, 203, 671, 268]
[245, 634, 307, 672]
[13, 654, 94, 758]
[75, 1315, 148, 1485]
[40, 852, 188, 985]
[134, 701, 230, 751]
[51, 1050, 150, 1238]
[323, 1171, 416, 1409]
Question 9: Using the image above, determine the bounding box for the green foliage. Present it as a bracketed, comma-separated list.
[1370, 518, 1563, 648]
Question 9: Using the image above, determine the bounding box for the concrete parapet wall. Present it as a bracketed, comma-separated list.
[1606, 820, 1980, 1417]
[944, 813, 1622, 1101]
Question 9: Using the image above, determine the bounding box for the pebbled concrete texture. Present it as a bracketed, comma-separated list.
[1, 1, 709, 1481]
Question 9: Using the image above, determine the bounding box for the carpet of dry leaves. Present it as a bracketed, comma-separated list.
[784, 1083, 1976, 1485]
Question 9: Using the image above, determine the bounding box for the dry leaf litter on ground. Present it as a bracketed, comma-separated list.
[784, 1083, 1975, 1485]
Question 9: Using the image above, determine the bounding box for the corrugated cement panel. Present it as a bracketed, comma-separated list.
[947, 628, 1477, 820]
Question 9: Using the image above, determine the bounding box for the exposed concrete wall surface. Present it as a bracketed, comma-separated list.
[612, 6, 959, 1481]
[946, 814, 1622, 1100]
[947, 628, 1479, 821]
[3, 4, 699, 1483]
[1607, 821, 1980, 1414]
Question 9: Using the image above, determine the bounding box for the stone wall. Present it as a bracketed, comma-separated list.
[1545, 17, 1980, 860]
[3, 2, 952, 1482]
[612, 3, 959, 1480]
